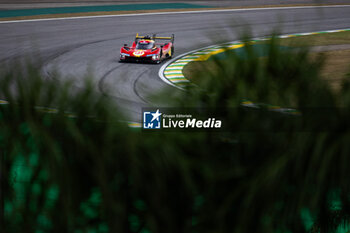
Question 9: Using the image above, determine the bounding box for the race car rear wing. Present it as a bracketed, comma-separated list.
[135, 33, 174, 43]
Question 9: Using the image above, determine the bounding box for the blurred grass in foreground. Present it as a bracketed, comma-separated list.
[1, 36, 350, 233]
[184, 31, 350, 92]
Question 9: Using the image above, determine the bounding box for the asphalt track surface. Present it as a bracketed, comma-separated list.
[0, 6, 350, 122]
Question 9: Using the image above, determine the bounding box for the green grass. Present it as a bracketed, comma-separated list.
[184, 31, 350, 91]
[0, 3, 209, 18]
[279, 31, 350, 46]
[2, 37, 350, 233]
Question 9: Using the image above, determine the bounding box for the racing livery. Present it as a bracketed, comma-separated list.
[120, 33, 174, 64]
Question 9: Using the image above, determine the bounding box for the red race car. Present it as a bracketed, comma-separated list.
[119, 33, 174, 64]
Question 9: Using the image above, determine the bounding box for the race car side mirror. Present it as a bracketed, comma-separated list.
[123, 45, 130, 51]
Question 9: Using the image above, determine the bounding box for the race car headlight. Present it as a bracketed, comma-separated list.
[152, 54, 158, 60]
[120, 53, 130, 58]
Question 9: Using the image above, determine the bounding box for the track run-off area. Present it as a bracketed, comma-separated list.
[160, 28, 350, 89]
[0, 4, 350, 122]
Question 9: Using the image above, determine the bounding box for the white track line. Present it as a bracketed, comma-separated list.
[1, 4, 350, 24]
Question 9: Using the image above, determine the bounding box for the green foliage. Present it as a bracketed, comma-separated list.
[1, 37, 350, 233]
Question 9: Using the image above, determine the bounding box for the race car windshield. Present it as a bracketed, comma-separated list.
[136, 42, 154, 50]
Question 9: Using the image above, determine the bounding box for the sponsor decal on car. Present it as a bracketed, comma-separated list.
[133, 50, 145, 57]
